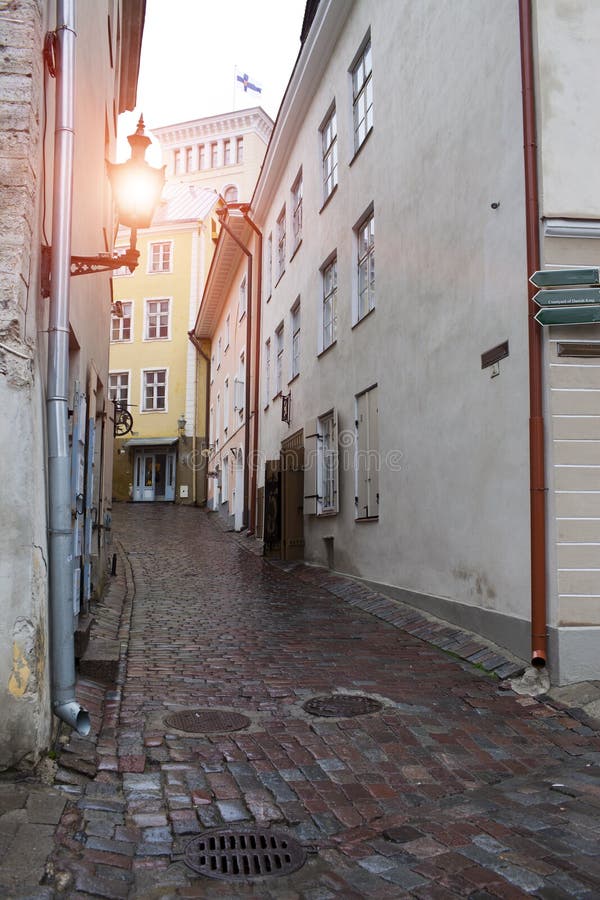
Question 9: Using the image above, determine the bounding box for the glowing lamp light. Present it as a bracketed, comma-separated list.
[107, 116, 165, 230]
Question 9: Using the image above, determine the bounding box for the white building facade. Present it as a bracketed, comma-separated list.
[250, 0, 600, 685]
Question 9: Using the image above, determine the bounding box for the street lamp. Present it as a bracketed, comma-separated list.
[41, 115, 165, 296]
[178, 414, 187, 438]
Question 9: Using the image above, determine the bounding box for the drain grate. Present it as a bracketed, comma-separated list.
[303, 694, 382, 718]
[164, 709, 251, 734]
[184, 828, 307, 880]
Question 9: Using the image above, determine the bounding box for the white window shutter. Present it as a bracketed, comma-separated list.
[234, 377, 245, 411]
[331, 408, 340, 514]
[367, 389, 379, 517]
[356, 393, 369, 518]
[304, 418, 318, 515]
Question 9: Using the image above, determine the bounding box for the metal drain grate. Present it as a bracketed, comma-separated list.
[184, 828, 307, 880]
[303, 694, 383, 718]
[164, 709, 251, 734]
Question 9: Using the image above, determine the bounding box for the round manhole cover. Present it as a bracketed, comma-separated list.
[303, 695, 383, 718]
[184, 828, 307, 880]
[164, 709, 251, 734]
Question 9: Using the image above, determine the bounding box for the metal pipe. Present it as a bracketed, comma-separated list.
[215, 211, 252, 529]
[240, 209, 263, 535]
[47, 0, 90, 734]
[519, 0, 547, 667]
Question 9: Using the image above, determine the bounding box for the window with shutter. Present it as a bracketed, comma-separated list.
[355, 386, 379, 519]
[303, 418, 318, 516]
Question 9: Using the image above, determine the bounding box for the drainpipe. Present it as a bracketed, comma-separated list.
[46, 0, 90, 733]
[215, 209, 252, 529]
[188, 330, 211, 505]
[519, 0, 547, 667]
[239, 206, 263, 535]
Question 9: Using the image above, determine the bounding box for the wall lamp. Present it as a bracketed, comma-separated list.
[177, 414, 187, 438]
[41, 116, 165, 298]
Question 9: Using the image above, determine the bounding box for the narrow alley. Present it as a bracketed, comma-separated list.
[48, 503, 600, 899]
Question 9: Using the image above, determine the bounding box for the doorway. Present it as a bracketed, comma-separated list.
[133, 450, 176, 501]
[281, 430, 305, 561]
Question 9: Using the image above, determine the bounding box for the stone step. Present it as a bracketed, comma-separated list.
[78, 639, 120, 683]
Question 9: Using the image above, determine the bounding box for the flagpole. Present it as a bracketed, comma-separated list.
[233, 65, 237, 111]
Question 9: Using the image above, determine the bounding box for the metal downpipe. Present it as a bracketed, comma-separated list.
[519, 0, 547, 667]
[47, 0, 90, 734]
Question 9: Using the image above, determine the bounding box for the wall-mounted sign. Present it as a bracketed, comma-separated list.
[481, 340, 509, 370]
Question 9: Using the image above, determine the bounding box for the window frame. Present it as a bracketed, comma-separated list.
[265, 233, 273, 300]
[264, 337, 271, 407]
[108, 370, 130, 406]
[141, 367, 168, 413]
[275, 322, 284, 397]
[355, 206, 375, 323]
[148, 240, 173, 274]
[355, 385, 379, 520]
[290, 299, 300, 380]
[239, 274, 247, 320]
[291, 169, 303, 252]
[320, 104, 338, 203]
[351, 35, 373, 154]
[320, 254, 338, 354]
[276, 205, 286, 282]
[110, 300, 133, 342]
[143, 297, 171, 341]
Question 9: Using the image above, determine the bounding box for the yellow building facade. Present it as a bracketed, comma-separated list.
[110, 108, 272, 503]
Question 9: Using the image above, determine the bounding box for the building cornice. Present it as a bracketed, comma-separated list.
[150, 107, 274, 150]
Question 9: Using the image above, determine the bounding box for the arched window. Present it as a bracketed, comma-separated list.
[224, 185, 238, 203]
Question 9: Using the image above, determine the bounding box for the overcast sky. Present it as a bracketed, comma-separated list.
[118, 0, 306, 163]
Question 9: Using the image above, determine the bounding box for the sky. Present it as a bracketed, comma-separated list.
[117, 0, 307, 164]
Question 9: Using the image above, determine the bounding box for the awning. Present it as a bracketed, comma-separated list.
[122, 437, 179, 448]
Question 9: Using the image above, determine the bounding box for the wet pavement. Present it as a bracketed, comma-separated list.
[37, 504, 600, 896]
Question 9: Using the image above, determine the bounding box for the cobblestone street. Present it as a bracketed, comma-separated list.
[47, 503, 600, 899]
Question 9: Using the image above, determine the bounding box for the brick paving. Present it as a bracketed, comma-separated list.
[45, 503, 600, 899]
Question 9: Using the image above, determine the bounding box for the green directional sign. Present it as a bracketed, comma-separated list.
[530, 267, 600, 288]
[535, 305, 600, 326]
[534, 287, 600, 307]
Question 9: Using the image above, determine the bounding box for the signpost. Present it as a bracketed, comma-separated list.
[530, 267, 600, 288]
[534, 306, 600, 327]
[530, 268, 600, 327]
[533, 287, 600, 307]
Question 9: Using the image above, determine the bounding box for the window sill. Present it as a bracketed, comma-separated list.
[147, 270, 172, 276]
[288, 373, 300, 386]
[317, 509, 338, 518]
[349, 126, 373, 167]
[239, 311, 246, 322]
[274, 271, 285, 289]
[319, 184, 338, 214]
[351, 306, 376, 330]
[290, 239, 302, 263]
[317, 340, 337, 360]
[355, 515, 379, 523]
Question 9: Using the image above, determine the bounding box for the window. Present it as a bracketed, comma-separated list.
[291, 301, 300, 379]
[109, 371, 129, 405]
[216, 393, 221, 449]
[265, 233, 273, 299]
[199, 144, 205, 169]
[276, 206, 286, 280]
[224, 378, 229, 433]
[234, 352, 245, 419]
[239, 275, 247, 319]
[321, 106, 338, 201]
[225, 314, 231, 350]
[304, 410, 339, 516]
[145, 299, 170, 340]
[112, 264, 132, 277]
[173, 149, 182, 174]
[185, 146, 193, 171]
[110, 300, 132, 342]
[149, 241, 172, 273]
[352, 38, 373, 152]
[291, 170, 302, 250]
[236, 136, 244, 163]
[224, 185, 238, 202]
[211, 354, 215, 383]
[264, 338, 271, 406]
[217, 336, 222, 368]
[210, 142, 218, 167]
[224, 139, 231, 165]
[356, 209, 375, 321]
[321, 256, 337, 351]
[275, 324, 284, 396]
[355, 385, 379, 519]
[142, 369, 167, 411]
[222, 454, 229, 503]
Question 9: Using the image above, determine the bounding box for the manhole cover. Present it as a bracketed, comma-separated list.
[164, 709, 251, 734]
[184, 828, 307, 880]
[303, 695, 382, 717]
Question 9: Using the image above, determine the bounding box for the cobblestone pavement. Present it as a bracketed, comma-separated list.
[46, 503, 600, 899]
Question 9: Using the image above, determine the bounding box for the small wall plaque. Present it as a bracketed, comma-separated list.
[481, 340, 509, 370]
